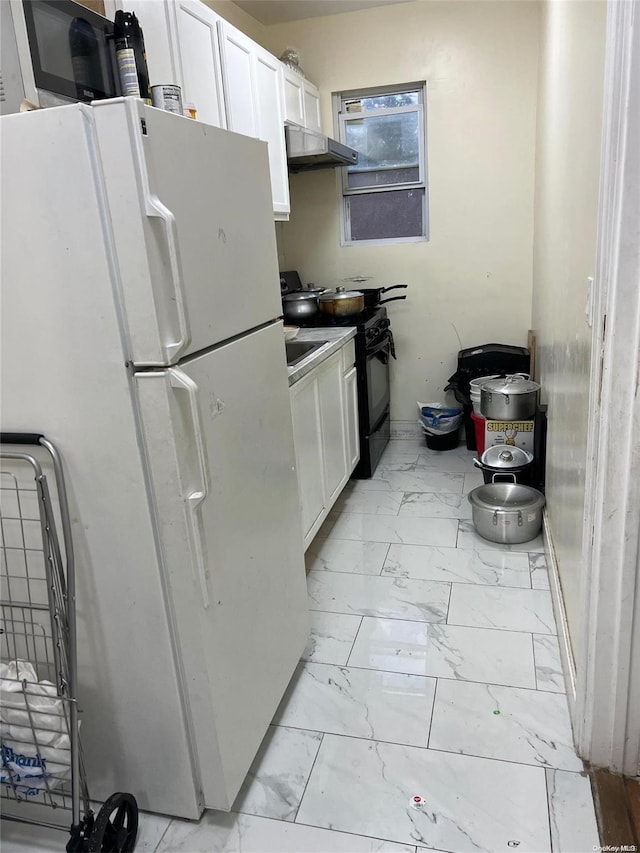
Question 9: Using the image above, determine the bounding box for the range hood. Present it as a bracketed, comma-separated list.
[286, 125, 358, 171]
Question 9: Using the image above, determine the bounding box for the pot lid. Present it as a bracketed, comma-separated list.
[282, 291, 319, 302]
[468, 483, 546, 512]
[318, 286, 363, 301]
[483, 374, 540, 395]
[481, 444, 533, 469]
[469, 374, 500, 389]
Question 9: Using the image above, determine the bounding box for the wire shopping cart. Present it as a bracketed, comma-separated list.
[0, 433, 138, 852]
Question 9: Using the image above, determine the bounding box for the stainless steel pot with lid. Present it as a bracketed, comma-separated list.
[480, 445, 533, 468]
[468, 482, 545, 544]
[470, 482, 545, 513]
[318, 286, 365, 319]
[481, 374, 540, 420]
[473, 444, 534, 484]
[282, 291, 319, 323]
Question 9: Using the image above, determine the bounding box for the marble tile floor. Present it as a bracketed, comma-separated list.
[4, 441, 600, 853]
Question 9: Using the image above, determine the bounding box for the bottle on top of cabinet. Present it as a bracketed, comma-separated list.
[114, 10, 151, 102]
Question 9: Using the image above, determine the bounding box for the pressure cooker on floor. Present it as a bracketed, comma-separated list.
[474, 444, 535, 485]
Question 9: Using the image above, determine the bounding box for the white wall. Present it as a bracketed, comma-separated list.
[203, 0, 268, 45]
[532, 0, 606, 659]
[265, 1, 539, 424]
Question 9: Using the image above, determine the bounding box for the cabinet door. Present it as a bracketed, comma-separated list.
[113, 0, 175, 86]
[217, 20, 257, 137]
[344, 365, 360, 473]
[173, 0, 226, 128]
[318, 351, 348, 506]
[303, 79, 322, 132]
[281, 66, 304, 126]
[290, 374, 325, 541]
[254, 47, 290, 216]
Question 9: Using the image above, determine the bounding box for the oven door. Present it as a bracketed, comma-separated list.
[366, 331, 391, 431]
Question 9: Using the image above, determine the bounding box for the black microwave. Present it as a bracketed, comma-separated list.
[7, 0, 120, 109]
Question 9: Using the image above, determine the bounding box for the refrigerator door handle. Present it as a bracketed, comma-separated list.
[146, 194, 191, 363]
[169, 367, 210, 608]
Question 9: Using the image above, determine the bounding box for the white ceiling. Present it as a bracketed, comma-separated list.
[233, 0, 412, 25]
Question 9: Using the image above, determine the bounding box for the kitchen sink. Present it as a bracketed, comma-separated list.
[285, 340, 328, 367]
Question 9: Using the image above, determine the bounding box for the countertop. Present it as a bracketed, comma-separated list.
[287, 327, 357, 386]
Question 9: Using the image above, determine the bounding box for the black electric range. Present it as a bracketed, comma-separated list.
[297, 306, 394, 478]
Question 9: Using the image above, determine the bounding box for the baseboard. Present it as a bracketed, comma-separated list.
[390, 420, 422, 439]
[543, 511, 578, 717]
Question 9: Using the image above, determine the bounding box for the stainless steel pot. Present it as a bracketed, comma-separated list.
[468, 482, 545, 544]
[282, 292, 318, 323]
[480, 374, 540, 420]
[318, 287, 365, 319]
[473, 445, 534, 484]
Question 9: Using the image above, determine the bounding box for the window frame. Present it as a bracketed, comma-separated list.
[333, 82, 429, 247]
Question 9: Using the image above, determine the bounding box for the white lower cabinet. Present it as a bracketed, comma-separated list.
[290, 374, 325, 538]
[344, 365, 360, 472]
[290, 340, 359, 549]
[317, 350, 349, 507]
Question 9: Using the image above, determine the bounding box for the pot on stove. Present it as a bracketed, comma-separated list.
[318, 287, 365, 319]
[282, 291, 319, 323]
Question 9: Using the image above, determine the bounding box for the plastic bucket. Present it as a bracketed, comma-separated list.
[470, 376, 498, 416]
[417, 403, 463, 434]
[424, 428, 460, 451]
[471, 411, 486, 454]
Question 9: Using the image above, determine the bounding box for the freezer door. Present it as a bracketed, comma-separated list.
[92, 98, 282, 366]
[135, 322, 309, 809]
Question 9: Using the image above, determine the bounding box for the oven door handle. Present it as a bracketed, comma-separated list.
[371, 407, 390, 435]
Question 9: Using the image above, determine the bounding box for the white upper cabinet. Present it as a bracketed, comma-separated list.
[111, 1, 225, 129]
[281, 66, 322, 132]
[217, 22, 257, 138]
[218, 20, 290, 218]
[171, 1, 226, 129]
[302, 79, 322, 132]
[109, 1, 297, 218]
[253, 48, 290, 216]
[281, 67, 305, 127]
[109, 0, 173, 85]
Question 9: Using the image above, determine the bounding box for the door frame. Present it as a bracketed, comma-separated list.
[575, 0, 640, 776]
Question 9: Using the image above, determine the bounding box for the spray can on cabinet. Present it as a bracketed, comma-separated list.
[114, 11, 150, 102]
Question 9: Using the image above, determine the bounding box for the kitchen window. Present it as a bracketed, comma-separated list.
[334, 82, 428, 245]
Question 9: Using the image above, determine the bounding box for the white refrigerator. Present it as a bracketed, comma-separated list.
[0, 98, 309, 818]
